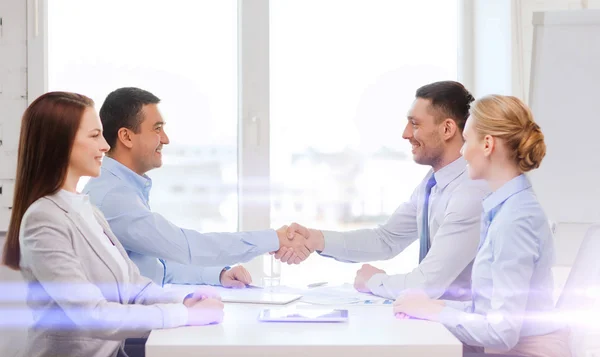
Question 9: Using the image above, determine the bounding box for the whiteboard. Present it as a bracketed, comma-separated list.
[528, 10, 600, 224]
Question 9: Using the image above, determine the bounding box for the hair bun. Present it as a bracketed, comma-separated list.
[516, 122, 545, 172]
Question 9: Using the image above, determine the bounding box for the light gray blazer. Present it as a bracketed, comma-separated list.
[19, 193, 189, 357]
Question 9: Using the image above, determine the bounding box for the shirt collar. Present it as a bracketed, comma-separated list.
[54, 189, 90, 212]
[102, 156, 153, 198]
[431, 156, 468, 190]
[482, 174, 531, 214]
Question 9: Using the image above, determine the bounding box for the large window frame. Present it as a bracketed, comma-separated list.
[28, 0, 469, 281]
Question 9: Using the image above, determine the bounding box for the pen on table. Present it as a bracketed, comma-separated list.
[307, 282, 328, 288]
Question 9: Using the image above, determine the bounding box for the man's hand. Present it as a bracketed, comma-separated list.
[220, 266, 252, 289]
[271, 222, 325, 264]
[286, 222, 324, 252]
[270, 225, 312, 265]
[354, 264, 386, 293]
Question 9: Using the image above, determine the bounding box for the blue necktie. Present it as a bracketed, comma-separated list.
[419, 174, 437, 263]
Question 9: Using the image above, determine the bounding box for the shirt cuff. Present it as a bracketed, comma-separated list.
[202, 266, 227, 286]
[168, 287, 195, 304]
[242, 230, 280, 254]
[318, 230, 348, 259]
[438, 306, 466, 328]
[158, 303, 189, 328]
[366, 273, 389, 296]
[442, 299, 472, 312]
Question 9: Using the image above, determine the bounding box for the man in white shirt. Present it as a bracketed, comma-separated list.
[280, 81, 488, 301]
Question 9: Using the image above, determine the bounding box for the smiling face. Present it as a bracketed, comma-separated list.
[69, 107, 110, 178]
[402, 98, 445, 167]
[128, 104, 170, 175]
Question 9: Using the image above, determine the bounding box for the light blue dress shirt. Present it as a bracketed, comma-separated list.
[438, 174, 564, 351]
[83, 157, 279, 286]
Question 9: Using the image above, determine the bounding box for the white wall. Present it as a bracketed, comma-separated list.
[521, 1, 600, 263]
[518, 0, 600, 103]
[472, 0, 514, 97]
[0, 0, 29, 356]
[468, 0, 600, 267]
[471, 0, 600, 100]
[0, 0, 25, 230]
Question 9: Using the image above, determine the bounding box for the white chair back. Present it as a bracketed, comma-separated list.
[557, 224, 600, 310]
[556, 224, 600, 357]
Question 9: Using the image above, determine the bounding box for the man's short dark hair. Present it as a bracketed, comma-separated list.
[100, 87, 160, 150]
[415, 81, 474, 132]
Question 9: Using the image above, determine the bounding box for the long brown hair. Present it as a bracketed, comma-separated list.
[2, 92, 94, 270]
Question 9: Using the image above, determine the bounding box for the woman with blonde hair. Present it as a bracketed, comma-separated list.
[2, 92, 224, 357]
[393, 95, 570, 357]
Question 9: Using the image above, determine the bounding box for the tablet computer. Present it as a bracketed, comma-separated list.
[258, 308, 349, 322]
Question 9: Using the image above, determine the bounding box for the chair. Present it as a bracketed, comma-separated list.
[120, 338, 147, 357]
[556, 224, 600, 357]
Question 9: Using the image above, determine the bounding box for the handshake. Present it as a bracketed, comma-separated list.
[270, 223, 388, 294]
[270, 223, 325, 264]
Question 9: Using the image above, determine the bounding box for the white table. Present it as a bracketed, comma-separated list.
[146, 302, 462, 357]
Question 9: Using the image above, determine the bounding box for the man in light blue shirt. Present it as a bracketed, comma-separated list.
[84, 87, 309, 287]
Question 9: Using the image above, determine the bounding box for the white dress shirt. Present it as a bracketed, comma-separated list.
[320, 157, 489, 300]
[56, 189, 130, 283]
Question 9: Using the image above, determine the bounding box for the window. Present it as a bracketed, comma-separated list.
[270, 0, 459, 285]
[48, 0, 238, 232]
[41, 0, 459, 283]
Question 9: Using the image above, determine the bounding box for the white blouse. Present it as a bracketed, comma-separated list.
[57, 189, 129, 283]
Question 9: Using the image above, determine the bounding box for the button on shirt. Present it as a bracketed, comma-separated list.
[83, 157, 279, 286]
[438, 174, 564, 350]
[319, 157, 489, 300]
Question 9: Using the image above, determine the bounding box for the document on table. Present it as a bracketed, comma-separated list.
[299, 284, 395, 306]
[164, 284, 302, 305]
[164, 283, 394, 306]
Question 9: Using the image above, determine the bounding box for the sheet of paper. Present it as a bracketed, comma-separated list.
[165, 284, 302, 304]
[165, 283, 394, 306]
[299, 284, 394, 305]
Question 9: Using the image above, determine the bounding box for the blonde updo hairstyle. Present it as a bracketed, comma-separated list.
[469, 95, 546, 172]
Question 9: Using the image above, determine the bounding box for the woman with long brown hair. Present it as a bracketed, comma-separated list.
[2, 92, 224, 357]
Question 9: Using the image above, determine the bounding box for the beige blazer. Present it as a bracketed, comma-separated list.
[19, 193, 189, 357]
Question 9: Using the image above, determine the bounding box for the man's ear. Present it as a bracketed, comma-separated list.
[117, 128, 134, 149]
[441, 118, 458, 141]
